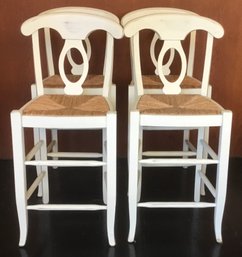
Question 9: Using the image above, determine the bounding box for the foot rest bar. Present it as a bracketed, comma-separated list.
[27, 204, 107, 211]
[142, 151, 196, 157]
[25, 160, 106, 167]
[138, 202, 216, 208]
[47, 152, 103, 158]
[139, 158, 218, 167]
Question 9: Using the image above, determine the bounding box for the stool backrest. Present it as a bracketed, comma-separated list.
[39, 7, 120, 77]
[124, 13, 224, 95]
[21, 12, 123, 96]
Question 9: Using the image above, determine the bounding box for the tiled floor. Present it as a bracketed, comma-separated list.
[1, 158, 242, 257]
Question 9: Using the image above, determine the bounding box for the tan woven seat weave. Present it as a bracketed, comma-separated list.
[43, 74, 104, 89]
[137, 94, 223, 115]
[23, 94, 110, 116]
[142, 75, 201, 89]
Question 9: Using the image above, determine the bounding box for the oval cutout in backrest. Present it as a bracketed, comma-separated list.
[157, 41, 187, 94]
[59, 39, 89, 95]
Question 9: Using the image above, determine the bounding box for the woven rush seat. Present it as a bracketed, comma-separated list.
[23, 94, 110, 116]
[43, 74, 104, 88]
[137, 94, 223, 115]
[142, 75, 201, 89]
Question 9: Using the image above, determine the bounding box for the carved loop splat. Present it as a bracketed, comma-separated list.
[59, 39, 89, 95]
[150, 33, 175, 76]
[157, 40, 187, 94]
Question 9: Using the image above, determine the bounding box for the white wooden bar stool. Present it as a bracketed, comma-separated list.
[11, 11, 123, 246]
[31, 7, 120, 200]
[122, 8, 213, 200]
[124, 13, 232, 243]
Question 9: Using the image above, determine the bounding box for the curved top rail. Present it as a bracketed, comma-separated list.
[121, 7, 197, 25]
[124, 13, 224, 40]
[39, 6, 120, 23]
[21, 12, 123, 39]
